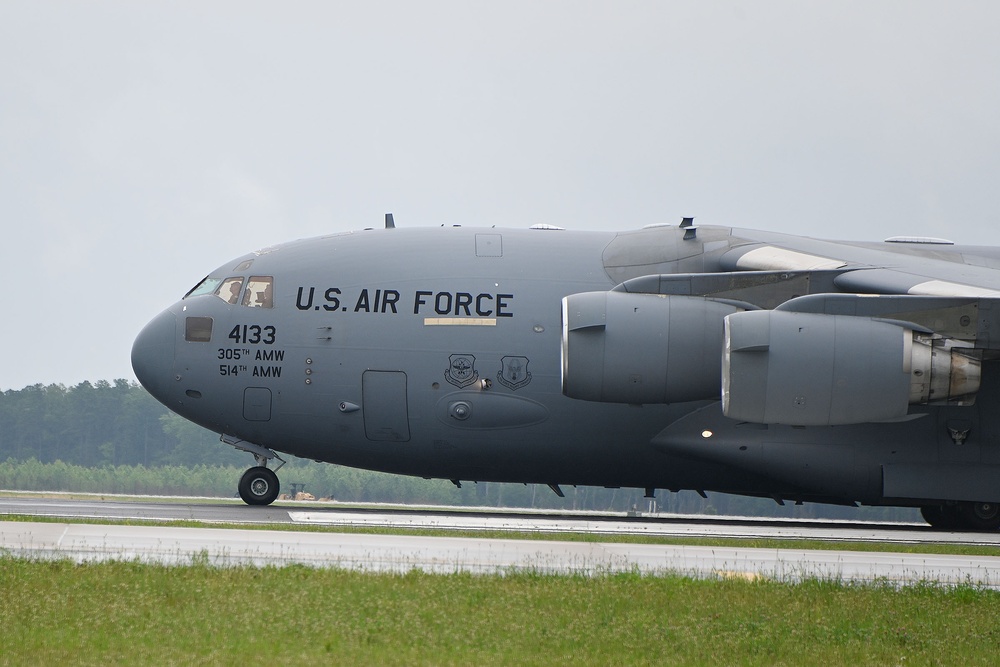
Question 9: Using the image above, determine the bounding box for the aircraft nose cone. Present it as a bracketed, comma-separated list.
[131, 310, 177, 402]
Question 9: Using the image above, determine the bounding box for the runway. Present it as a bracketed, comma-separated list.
[3, 495, 1000, 545]
[3, 496, 1000, 586]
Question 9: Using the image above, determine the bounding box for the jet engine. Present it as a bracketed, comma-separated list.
[561, 291, 741, 403]
[722, 309, 981, 425]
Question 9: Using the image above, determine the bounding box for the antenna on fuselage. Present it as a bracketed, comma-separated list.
[385, 213, 395, 229]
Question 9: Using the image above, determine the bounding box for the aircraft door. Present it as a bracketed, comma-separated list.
[362, 371, 411, 442]
[243, 387, 272, 421]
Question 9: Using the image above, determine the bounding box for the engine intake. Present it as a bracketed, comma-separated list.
[561, 292, 740, 403]
[722, 310, 981, 425]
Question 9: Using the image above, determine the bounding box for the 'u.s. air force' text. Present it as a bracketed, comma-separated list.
[295, 287, 513, 317]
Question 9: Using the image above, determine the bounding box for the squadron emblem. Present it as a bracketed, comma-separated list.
[497, 356, 532, 390]
[445, 354, 479, 388]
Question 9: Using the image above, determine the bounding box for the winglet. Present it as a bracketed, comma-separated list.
[385, 213, 395, 229]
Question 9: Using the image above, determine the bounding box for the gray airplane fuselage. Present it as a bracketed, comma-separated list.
[132, 223, 1000, 524]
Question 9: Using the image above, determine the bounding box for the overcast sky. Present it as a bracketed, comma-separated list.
[3, 1, 1000, 391]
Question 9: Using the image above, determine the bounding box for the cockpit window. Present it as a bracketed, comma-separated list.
[242, 276, 274, 308]
[216, 277, 245, 305]
[234, 259, 254, 272]
[184, 273, 273, 307]
[185, 276, 223, 299]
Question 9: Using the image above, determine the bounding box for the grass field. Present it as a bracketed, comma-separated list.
[2, 556, 1000, 665]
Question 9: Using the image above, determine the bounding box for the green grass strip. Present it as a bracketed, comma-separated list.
[2, 556, 999, 665]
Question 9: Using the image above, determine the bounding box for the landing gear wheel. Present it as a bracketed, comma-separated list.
[955, 501, 1000, 532]
[922, 502, 1000, 531]
[238, 466, 280, 506]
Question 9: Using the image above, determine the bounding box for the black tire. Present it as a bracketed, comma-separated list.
[954, 501, 1000, 532]
[238, 466, 280, 506]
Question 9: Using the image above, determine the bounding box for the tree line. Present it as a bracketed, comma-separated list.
[0, 381, 242, 468]
[0, 381, 919, 520]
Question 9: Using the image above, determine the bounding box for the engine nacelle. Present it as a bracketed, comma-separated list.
[561, 291, 740, 403]
[722, 310, 981, 426]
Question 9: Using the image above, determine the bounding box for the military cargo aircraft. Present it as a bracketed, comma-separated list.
[131, 216, 1000, 530]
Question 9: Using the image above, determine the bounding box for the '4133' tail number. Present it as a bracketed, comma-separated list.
[229, 325, 276, 345]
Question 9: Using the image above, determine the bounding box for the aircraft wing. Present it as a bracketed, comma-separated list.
[592, 233, 1000, 428]
[720, 240, 1000, 298]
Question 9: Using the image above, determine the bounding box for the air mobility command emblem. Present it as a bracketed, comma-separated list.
[498, 356, 532, 390]
[446, 354, 479, 388]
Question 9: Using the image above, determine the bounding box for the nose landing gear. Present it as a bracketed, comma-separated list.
[239, 466, 280, 505]
[221, 434, 285, 507]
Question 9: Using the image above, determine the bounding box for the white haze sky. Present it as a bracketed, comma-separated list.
[2, 1, 1000, 390]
